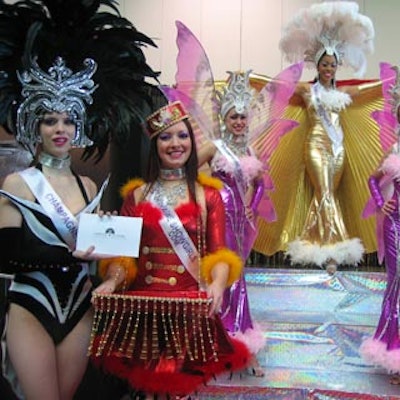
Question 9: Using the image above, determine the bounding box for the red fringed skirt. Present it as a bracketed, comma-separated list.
[89, 290, 250, 396]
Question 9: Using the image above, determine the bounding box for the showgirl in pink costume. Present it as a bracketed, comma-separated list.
[360, 63, 400, 383]
[163, 21, 302, 376]
[207, 72, 271, 373]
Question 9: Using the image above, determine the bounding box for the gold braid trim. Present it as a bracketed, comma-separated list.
[98, 257, 138, 288]
[201, 248, 242, 287]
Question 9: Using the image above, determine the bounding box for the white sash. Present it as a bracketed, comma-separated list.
[19, 167, 108, 250]
[311, 83, 344, 157]
[150, 189, 204, 288]
[213, 138, 255, 228]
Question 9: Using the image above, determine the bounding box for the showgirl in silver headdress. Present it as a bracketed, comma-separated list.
[0, 53, 113, 400]
[210, 70, 268, 376]
[0, 2, 164, 399]
[360, 63, 400, 379]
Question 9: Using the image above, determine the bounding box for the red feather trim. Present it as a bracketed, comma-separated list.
[134, 201, 200, 227]
[92, 337, 250, 396]
[196, 337, 251, 379]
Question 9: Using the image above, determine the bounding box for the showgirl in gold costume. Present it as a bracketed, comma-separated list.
[253, 1, 384, 273]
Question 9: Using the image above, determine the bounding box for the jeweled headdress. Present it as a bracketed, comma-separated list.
[0, 0, 165, 160]
[145, 101, 189, 139]
[16, 57, 97, 153]
[217, 70, 255, 120]
[279, 1, 374, 77]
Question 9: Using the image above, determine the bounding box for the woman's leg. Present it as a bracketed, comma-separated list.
[56, 309, 93, 400]
[6, 304, 60, 400]
[7, 305, 93, 400]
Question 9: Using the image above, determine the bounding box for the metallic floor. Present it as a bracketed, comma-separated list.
[197, 268, 400, 399]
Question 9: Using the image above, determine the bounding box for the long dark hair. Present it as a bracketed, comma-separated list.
[144, 118, 199, 203]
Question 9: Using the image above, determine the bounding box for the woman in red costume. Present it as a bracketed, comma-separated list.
[90, 101, 249, 399]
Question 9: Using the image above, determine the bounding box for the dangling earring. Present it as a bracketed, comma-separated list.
[243, 126, 250, 144]
[70, 124, 93, 147]
[220, 122, 227, 138]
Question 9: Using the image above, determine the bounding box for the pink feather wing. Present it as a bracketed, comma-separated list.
[250, 62, 303, 164]
[174, 20, 220, 141]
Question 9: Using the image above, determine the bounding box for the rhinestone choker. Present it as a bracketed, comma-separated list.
[223, 132, 248, 156]
[38, 152, 71, 169]
[159, 168, 186, 181]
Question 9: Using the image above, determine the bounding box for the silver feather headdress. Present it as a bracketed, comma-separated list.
[279, 1, 374, 77]
[0, 0, 165, 161]
[217, 70, 255, 120]
[16, 57, 97, 153]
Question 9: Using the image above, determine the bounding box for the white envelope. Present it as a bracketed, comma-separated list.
[76, 214, 143, 257]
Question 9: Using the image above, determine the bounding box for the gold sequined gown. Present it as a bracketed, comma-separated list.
[253, 79, 384, 264]
[303, 96, 347, 238]
[283, 90, 361, 265]
[286, 89, 364, 266]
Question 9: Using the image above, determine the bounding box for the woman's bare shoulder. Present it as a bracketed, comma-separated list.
[78, 175, 98, 200]
[2, 172, 31, 198]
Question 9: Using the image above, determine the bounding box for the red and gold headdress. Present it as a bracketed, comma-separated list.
[145, 101, 189, 139]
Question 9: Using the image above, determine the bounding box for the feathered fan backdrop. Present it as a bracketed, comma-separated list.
[0, 0, 167, 160]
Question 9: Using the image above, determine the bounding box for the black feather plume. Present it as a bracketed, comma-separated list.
[0, 0, 166, 160]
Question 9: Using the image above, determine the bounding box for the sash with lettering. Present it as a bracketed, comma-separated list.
[213, 138, 255, 229]
[311, 82, 344, 157]
[150, 188, 205, 288]
[0, 168, 108, 250]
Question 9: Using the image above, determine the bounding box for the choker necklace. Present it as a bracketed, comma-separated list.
[160, 168, 186, 181]
[224, 132, 248, 157]
[39, 152, 71, 169]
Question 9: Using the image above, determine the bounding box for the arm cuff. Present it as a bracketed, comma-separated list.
[200, 248, 243, 287]
[97, 256, 138, 288]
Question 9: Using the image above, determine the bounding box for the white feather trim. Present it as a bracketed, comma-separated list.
[285, 237, 364, 267]
[317, 86, 352, 111]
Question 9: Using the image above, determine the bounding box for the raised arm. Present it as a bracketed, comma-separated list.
[197, 139, 217, 167]
[342, 79, 381, 98]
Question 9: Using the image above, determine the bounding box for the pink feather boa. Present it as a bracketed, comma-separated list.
[212, 153, 264, 184]
[360, 337, 400, 373]
[382, 153, 400, 180]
